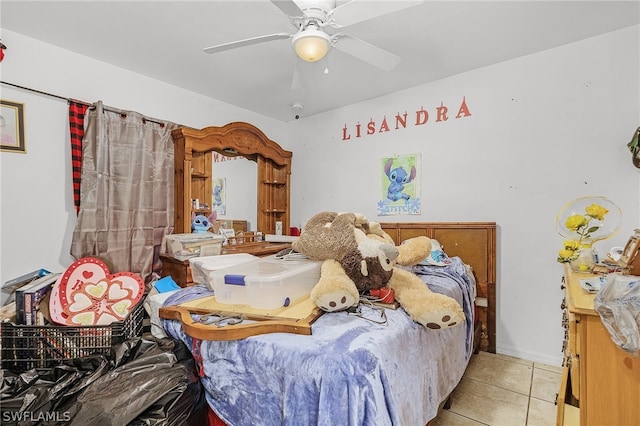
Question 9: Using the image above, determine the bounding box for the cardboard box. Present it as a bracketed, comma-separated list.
[163, 233, 223, 261]
[209, 255, 321, 310]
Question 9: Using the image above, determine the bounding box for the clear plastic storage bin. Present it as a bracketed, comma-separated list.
[163, 233, 224, 261]
[189, 253, 258, 285]
[209, 255, 321, 309]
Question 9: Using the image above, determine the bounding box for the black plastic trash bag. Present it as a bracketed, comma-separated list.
[1, 357, 112, 424]
[594, 273, 640, 355]
[1, 337, 208, 425]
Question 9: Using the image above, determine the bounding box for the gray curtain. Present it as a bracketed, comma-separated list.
[71, 101, 177, 283]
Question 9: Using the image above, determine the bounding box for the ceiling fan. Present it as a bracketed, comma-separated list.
[203, 0, 424, 72]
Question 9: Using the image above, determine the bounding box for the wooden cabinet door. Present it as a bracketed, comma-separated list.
[581, 315, 640, 426]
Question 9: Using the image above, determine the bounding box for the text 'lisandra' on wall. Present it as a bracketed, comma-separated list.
[341, 97, 471, 141]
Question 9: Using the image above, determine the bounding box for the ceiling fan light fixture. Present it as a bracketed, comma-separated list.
[292, 25, 330, 62]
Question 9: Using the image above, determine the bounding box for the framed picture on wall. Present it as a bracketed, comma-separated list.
[618, 229, 640, 268]
[0, 99, 26, 153]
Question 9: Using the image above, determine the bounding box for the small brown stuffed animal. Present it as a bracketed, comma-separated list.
[298, 211, 464, 330]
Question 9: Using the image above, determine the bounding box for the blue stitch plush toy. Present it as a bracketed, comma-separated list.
[191, 211, 217, 233]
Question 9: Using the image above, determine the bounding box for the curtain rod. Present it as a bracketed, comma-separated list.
[0, 80, 167, 126]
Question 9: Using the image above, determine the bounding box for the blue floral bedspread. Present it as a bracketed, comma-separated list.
[162, 257, 476, 426]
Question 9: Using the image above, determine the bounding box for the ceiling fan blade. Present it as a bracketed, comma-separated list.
[203, 33, 291, 54]
[334, 34, 401, 71]
[329, 0, 424, 28]
[271, 0, 305, 18]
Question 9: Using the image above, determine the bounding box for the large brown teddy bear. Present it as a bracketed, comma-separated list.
[292, 212, 464, 329]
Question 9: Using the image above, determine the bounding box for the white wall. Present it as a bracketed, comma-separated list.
[0, 30, 289, 294]
[290, 25, 640, 365]
[1, 26, 638, 365]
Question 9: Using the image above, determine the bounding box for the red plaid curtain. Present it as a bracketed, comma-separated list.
[68, 101, 88, 215]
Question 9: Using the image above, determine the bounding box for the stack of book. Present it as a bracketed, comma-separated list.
[14, 273, 61, 325]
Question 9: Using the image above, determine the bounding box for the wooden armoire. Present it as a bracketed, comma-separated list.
[171, 122, 292, 236]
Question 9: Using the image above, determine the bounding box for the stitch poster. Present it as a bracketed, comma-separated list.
[377, 154, 421, 216]
[212, 178, 226, 215]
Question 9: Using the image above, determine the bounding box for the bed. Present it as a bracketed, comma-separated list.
[161, 222, 496, 425]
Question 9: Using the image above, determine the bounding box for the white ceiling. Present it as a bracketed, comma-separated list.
[2, 1, 638, 122]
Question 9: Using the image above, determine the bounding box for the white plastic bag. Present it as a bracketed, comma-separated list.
[594, 273, 640, 355]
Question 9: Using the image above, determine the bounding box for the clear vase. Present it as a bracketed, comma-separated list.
[570, 244, 597, 273]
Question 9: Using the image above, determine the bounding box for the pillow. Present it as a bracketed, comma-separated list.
[419, 239, 452, 266]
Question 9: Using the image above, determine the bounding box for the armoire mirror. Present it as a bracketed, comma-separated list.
[211, 156, 257, 228]
[171, 122, 292, 236]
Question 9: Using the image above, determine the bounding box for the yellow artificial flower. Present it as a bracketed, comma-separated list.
[565, 214, 587, 231]
[585, 203, 608, 221]
[558, 248, 576, 262]
[563, 240, 580, 250]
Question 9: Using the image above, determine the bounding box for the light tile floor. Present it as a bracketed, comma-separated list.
[430, 351, 562, 426]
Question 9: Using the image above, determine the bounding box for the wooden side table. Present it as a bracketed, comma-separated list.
[159, 254, 194, 287]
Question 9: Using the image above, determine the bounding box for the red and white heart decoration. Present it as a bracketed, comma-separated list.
[49, 257, 145, 326]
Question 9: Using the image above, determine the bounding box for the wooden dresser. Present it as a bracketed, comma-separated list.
[556, 265, 640, 426]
